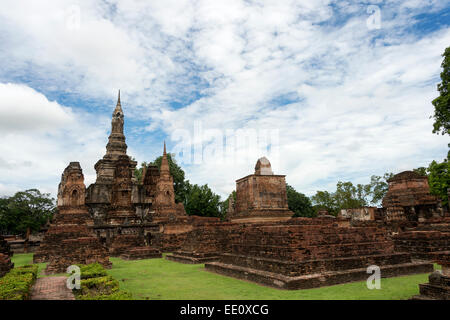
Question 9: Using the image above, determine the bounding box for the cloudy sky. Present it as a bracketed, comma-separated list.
[0, 0, 449, 199]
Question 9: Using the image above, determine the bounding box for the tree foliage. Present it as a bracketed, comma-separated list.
[286, 184, 314, 217]
[431, 46, 450, 136]
[0, 189, 55, 236]
[427, 157, 450, 207]
[311, 174, 393, 216]
[183, 182, 222, 218]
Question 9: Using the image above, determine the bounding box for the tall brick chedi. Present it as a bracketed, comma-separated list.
[34, 162, 111, 273]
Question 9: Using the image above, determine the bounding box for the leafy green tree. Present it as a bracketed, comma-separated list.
[427, 158, 450, 207]
[0, 189, 55, 236]
[431, 46, 450, 136]
[364, 173, 394, 205]
[286, 184, 314, 217]
[334, 181, 367, 210]
[311, 190, 337, 215]
[183, 182, 222, 218]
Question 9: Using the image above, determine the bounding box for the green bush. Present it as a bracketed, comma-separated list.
[0, 265, 39, 300]
[77, 290, 133, 300]
[77, 263, 107, 279]
[73, 263, 132, 300]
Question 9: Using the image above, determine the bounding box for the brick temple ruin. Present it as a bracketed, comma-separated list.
[228, 157, 293, 222]
[33, 162, 111, 273]
[382, 171, 444, 224]
[35, 92, 190, 272]
[0, 235, 13, 277]
[32, 92, 448, 290]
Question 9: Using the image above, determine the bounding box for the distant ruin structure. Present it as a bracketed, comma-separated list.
[382, 171, 443, 223]
[34, 162, 111, 273]
[230, 157, 293, 222]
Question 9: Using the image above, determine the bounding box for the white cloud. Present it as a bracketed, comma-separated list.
[0, 0, 449, 199]
[0, 83, 109, 197]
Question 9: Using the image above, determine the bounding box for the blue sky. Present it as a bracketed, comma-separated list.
[0, 0, 449, 199]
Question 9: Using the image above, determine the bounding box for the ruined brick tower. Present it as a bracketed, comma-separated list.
[232, 157, 293, 222]
[382, 171, 443, 223]
[34, 162, 111, 273]
[152, 142, 186, 222]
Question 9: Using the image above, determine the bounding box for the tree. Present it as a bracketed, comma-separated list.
[364, 173, 394, 205]
[334, 181, 367, 210]
[183, 182, 222, 218]
[311, 190, 337, 215]
[427, 157, 450, 207]
[431, 46, 450, 136]
[0, 189, 55, 236]
[286, 184, 314, 217]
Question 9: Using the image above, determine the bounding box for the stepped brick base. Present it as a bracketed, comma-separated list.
[166, 251, 220, 264]
[394, 230, 450, 260]
[45, 237, 112, 274]
[205, 260, 433, 290]
[120, 247, 162, 260]
[205, 219, 433, 289]
[164, 217, 239, 265]
[35, 208, 111, 274]
[109, 234, 145, 256]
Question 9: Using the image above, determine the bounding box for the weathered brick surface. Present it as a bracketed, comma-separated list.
[382, 171, 443, 224]
[166, 217, 239, 263]
[231, 157, 293, 222]
[35, 163, 111, 274]
[0, 235, 13, 277]
[120, 247, 162, 260]
[109, 234, 145, 256]
[205, 218, 433, 289]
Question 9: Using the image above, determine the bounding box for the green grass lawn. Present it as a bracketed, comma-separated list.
[11, 253, 434, 300]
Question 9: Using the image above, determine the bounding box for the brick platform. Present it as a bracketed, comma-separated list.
[30, 276, 75, 300]
[205, 219, 433, 289]
[166, 217, 238, 264]
[394, 230, 450, 260]
[120, 247, 162, 260]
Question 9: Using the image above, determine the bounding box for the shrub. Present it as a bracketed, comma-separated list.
[77, 263, 107, 279]
[0, 265, 39, 300]
[73, 263, 133, 300]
